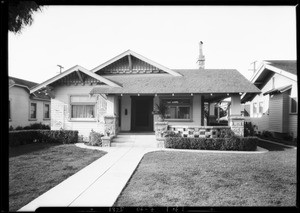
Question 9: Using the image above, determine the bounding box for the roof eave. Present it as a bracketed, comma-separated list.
[90, 50, 182, 77]
[30, 65, 121, 94]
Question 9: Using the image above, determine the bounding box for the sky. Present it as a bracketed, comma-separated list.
[8, 6, 296, 83]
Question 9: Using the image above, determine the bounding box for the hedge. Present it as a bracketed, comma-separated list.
[165, 136, 258, 151]
[9, 130, 78, 147]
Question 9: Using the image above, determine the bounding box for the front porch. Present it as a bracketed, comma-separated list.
[102, 92, 245, 146]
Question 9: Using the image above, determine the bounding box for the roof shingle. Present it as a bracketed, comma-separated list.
[9, 76, 50, 100]
[90, 69, 261, 95]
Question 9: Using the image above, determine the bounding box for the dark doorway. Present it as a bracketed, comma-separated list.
[131, 96, 154, 132]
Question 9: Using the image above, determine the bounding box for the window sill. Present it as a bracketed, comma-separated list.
[43, 118, 50, 120]
[164, 119, 193, 122]
[29, 119, 37, 121]
[289, 112, 298, 115]
[69, 118, 97, 122]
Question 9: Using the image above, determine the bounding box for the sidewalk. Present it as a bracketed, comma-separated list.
[19, 145, 157, 211]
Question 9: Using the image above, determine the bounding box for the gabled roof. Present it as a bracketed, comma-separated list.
[90, 49, 182, 77]
[265, 60, 297, 75]
[30, 65, 121, 94]
[241, 60, 296, 103]
[90, 69, 260, 95]
[9, 76, 50, 100]
[251, 60, 297, 83]
[9, 76, 38, 90]
[263, 84, 292, 96]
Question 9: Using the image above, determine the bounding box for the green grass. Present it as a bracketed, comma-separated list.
[9, 143, 106, 212]
[115, 148, 296, 206]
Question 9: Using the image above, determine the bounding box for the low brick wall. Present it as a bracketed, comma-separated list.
[168, 125, 231, 138]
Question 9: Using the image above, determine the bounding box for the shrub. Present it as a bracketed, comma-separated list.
[163, 130, 181, 138]
[244, 122, 255, 137]
[219, 128, 235, 138]
[89, 130, 103, 146]
[261, 130, 273, 138]
[9, 130, 78, 147]
[10, 123, 50, 131]
[165, 136, 257, 151]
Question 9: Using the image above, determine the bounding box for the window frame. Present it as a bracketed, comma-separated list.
[290, 97, 298, 114]
[69, 95, 97, 122]
[29, 101, 37, 121]
[43, 102, 51, 120]
[160, 97, 193, 122]
[253, 102, 258, 117]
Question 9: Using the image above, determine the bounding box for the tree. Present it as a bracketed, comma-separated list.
[8, 1, 42, 34]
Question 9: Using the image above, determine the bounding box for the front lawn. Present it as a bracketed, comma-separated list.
[9, 143, 106, 211]
[115, 148, 296, 206]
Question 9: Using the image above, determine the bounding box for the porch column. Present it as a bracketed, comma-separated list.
[229, 94, 244, 136]
[201, 96, 204, 126]
[209, 103, 216, 125]
[104, 95, 118, 136]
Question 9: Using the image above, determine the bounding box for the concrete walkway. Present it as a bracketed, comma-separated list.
[19, 144, 158, 211]
[18, 133, 268, 211]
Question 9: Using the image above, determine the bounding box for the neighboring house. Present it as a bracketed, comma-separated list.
[9, 76, 51, 128]
[241, 60, 297, 139]
[30, 47, 260, 139]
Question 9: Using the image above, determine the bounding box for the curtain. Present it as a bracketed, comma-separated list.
[72, 105, 94, 118]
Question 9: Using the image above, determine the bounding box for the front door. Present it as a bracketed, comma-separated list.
[131, 96, 154, 132]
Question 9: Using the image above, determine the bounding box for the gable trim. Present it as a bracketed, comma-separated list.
[251, 62, 297, 83]
[30, 65, 121, 94]
[90, 50, 182, 77]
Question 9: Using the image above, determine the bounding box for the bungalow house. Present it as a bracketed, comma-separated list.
[30, 45, 260, 140]
[241, 60, 297, 139]
[9, 76, 51, 128]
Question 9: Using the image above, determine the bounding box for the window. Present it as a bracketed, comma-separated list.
[70, 95, 96, 119]
[44, 103, 50, 119]
[259, 102, 264, 114]
[30, 103, 37, 119]
[290, 97, 298, 114]
[162, 98, 192, 120]
[253, 103, 258, 116]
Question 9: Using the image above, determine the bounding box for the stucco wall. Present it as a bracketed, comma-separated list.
[9, 86, 50, 128]
[51, 85, 106, 138]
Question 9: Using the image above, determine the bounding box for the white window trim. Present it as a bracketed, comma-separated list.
[289, 97, 298, 114]
[69, 94, 97, 121]
[29, 101, 38, 121]
[43, 102, 51, 120]
[160, 97, 193, 122]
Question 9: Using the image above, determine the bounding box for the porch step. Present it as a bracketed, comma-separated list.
[110, 134, 157, 148]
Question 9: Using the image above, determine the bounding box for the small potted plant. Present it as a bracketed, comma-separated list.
[152, 103, 168, 121]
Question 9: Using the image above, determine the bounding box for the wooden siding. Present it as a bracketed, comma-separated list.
[282, 91, 290, 133]
[101, 55, 165, 75]
[289, 114, 298, 138]
[269, 93, 283, 132]
[245, 115, 269, 132]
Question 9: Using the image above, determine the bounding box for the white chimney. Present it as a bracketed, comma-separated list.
[197, 41, 205, 69]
